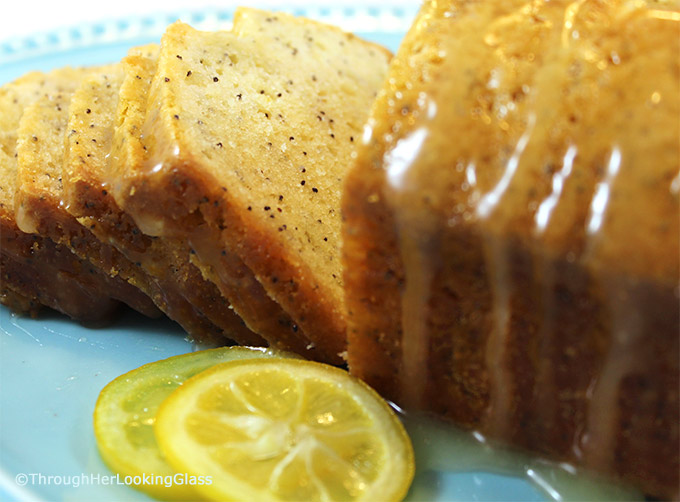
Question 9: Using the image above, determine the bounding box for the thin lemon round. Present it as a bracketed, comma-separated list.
[154, 358, 415, 502]
[94, 346, 294, 500]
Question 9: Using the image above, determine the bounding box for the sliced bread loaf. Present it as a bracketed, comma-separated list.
[13, 66, 161, 319]
[62, 55, 257, 344]
[112, 9, 391, 362]
[108, 30, 320, 359]
[0, 70, 132, 321]
[342, 0, 679, 497]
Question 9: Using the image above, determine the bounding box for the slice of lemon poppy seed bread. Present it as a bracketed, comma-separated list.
[108, 34, 319, 359]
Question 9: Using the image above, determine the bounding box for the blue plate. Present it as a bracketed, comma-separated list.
[0, 7, 643, 502]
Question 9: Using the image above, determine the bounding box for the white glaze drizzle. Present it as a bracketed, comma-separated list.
[382, 123, 434, 410]
[535, 146, 578, 233]
[402, 411, 643, 502]
[577, 145, 626, 467]
[586, 147, 621, 235]
[476, 114, 536, 220]
[580, 278, 646, 471]
[482, 234, 513, 436]
[14, 201, 39, 234]
[397, 225, 435, 410]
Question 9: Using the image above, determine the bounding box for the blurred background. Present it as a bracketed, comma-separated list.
[0, 0, 419, 42]
[0, 0, 419, 82]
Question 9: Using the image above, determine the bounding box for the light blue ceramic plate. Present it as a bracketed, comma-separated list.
[0, 7, 643, 502]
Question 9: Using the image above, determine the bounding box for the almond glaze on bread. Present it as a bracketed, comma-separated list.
[0, 70, 143, 322]
[13, 67, 161, 319]
[343, 0, 679, 498]
[111, 8, 391, 363]
[62, 52, 261, 345]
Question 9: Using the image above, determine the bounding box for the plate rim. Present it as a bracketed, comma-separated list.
[0, 5, 417, 67]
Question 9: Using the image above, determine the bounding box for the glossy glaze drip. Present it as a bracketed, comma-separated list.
[476, 110, 535, 436]
[481, 235, 512, 437]
[396, 224, 434, 410]
[14, 201, 39, 234]
[383, 125, 434, 410]
[580, 277, 646, 469]
[574, 147, 627, 467]
[475, 114, 535, 220]
[584, 147, 622, 236]
[534, 146, 577, 234]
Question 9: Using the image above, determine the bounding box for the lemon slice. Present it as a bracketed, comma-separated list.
[154, 358, 415, 502]
[94, 346, 292, 500]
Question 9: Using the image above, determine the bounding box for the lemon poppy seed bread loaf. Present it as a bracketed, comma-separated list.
[342, 0, 679, 498]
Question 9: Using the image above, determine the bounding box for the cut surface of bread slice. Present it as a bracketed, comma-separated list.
[12, 66, 160, 319]
[107, 46, 262, 346]
[112, 9, 391, 362]
[61, 57, 255, 345]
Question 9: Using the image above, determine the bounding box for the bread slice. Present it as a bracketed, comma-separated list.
[0, 71, 138, 322]
[108, 23, 325, 360]
[112, 46, 263, 346]
[342, 0, 679, 498]
[12, 66, 161, 319]
[0, 179, 122, 324]
[61, 54, 259, 345]
[111, 8, 391, 362]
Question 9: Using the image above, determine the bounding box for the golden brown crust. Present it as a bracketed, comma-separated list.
[0, 285, 43, 318]
[0, 251, 120, 323]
